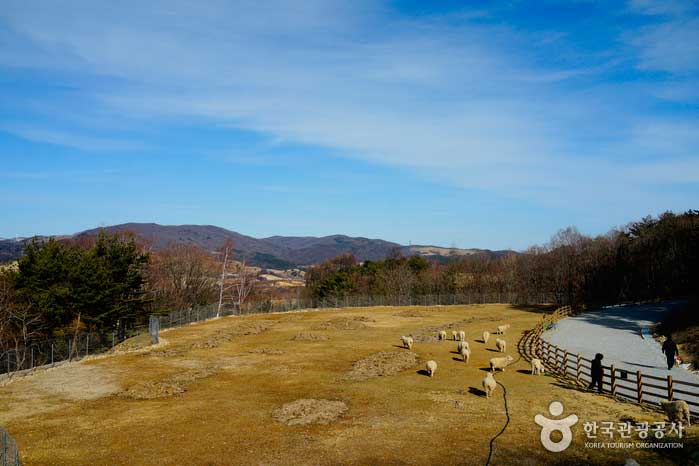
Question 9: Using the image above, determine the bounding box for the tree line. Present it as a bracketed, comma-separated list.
[305, 210, 699, 305]
[0, 233, 256, 353]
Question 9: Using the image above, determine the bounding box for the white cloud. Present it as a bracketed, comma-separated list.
[0, 0, 697, 212]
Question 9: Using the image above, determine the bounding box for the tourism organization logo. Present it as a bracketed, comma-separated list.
[534, 401, 686, 453]
[534, 401, 578, 452]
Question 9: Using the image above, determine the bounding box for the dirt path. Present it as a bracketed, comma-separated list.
[543, 301, 699, 411]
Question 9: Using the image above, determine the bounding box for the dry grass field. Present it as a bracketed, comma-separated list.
[0, 304, 695, 466]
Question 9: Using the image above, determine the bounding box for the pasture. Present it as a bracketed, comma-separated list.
[0, 304, 695, 465]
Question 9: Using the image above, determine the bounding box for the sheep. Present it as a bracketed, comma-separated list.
[457, 341, 470, 353]
[482, 373, 497, 398]
[482, 331, 490, 343]
[496, 324, 510, 335]
[660, 400, 691, 427]
[426, 360, 437, 377]
[460, 347, 471, 363]
[438, 330, 447, 341]
[531, 358, 545, 375]
[451, 330, 458, 340]
[400, 336, 414, 350]
[458, 330, 466, 341]
[490, 355, 514, 372]
[495, 338, 506, 353]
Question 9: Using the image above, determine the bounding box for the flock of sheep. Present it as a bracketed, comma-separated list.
[400, 323, 544, 399]
[400, 323, 693, 427]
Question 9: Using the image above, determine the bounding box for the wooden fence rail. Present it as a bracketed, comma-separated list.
[522, 304, 699, 418]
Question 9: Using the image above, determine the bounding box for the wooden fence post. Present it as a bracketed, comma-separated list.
[667, 375, 673, 401]
[576, 354, 581, 382]
[564, 351, 569, 376]
[611, 365, 616, 397]
[637, 371, 643, 403]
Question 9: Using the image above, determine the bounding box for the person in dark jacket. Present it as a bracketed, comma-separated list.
[662, 334, 679, 370]
[588, 353, 604, 393]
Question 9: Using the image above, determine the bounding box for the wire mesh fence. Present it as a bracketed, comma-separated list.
[0, 427, 20, 466]
[0, 327, 144, 378]
[158, 292, 562, 330]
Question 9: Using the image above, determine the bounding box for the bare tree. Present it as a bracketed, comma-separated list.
[230, 257, 256, 312]
[0, 274, 43, 376]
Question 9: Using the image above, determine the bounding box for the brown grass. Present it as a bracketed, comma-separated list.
[0, 304, 695, 466]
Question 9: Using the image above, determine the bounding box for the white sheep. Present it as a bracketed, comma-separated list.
[531, 358, 544, 375]
[457, 341, 470, 353]
[426, 360, 437, 377]
[660, 400, 691, 426]
[495, 338, 506, 353]
[460, 347, 471, 363]
[482, 331, 490, 343]
[482, 373, 497, 398]
[438, 330, 447, 341]
[451, 330, 458, 340]
[496, 324, 510, 335]
[490, 355, 514, 372]
[458, 330, 466, 341]
[401, 335, 414, 350]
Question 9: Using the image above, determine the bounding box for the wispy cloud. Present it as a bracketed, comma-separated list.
[0, 0, 697, 216]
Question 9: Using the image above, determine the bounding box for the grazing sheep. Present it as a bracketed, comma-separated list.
[490, 355, 514, 372]
[496, 324, 510, 335]
[482, 373, 497, 398]
[438, 330, 447, 341]
[457, 341, 470, 353]
[426, 360, 438, 377]
[482, 331, 490, 343]
[460, 347, 471, 363]
[495, 338, 506, 353]
[531, 358, 545, 375]
[660, 400, 691, 426]
[458, 330, 466, 341]
[401, 336, 414, 350]
[451, 330, 458, 340]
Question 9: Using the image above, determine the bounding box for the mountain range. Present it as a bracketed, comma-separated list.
[1, 223, 511, 268]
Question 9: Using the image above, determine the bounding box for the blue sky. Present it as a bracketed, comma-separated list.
[1, 0, 697, 250]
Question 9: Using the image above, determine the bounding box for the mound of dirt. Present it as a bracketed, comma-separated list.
[313, 316, 375, 331]
[190, 321, 275, 349]
[121, 380, 185, 399]
[394, 310, 430, 318]
[248, 347, 285, 355]
[120, 367, 217, 399]
[272, 399, 348, 426]
[345, 351, 419, 381]
[291, 333, 329, 341]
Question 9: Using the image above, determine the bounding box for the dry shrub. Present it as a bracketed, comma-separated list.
[272, 399, 348, 426]
[345, 351, 419, 381]
[313, 316, 375, 331]
[291, 333, 329, 341]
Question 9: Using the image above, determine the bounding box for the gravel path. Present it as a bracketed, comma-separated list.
[542, 301, 699, 414]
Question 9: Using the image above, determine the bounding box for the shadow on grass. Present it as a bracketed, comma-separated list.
[516, 369, 532, 375]
[452, 357, 465, 362]
[510, 304, 558, 315]
[486, 348, 500, 352]
[416, 369, 431, 377]
[479, 367, 492, 372]
[392, 345, 409, 350]
[468, 386, 487, 398]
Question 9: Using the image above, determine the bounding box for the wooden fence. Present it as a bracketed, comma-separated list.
[521, 305, 699, 418]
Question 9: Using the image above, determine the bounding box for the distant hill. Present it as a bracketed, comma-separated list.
[2, 223, 513, 268]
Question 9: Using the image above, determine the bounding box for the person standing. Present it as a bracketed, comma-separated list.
[588, 353, 604, 393]
[662, 334, 679, 370]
